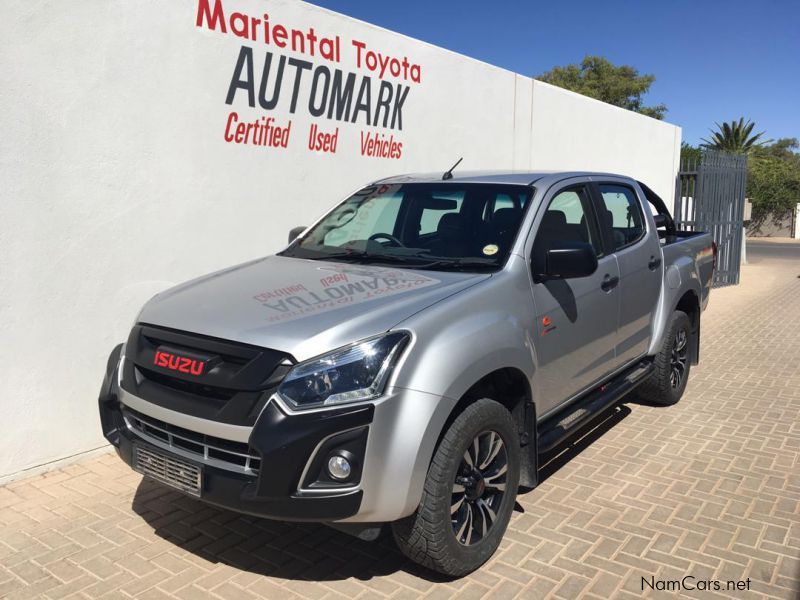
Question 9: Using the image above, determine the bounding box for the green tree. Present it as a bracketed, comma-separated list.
[747, 138, 800, 227]
[701, 118, 769, 153]
[537, 56, 667, 119]
[680, 142, 702, 166]
[752, 137, 800, 160]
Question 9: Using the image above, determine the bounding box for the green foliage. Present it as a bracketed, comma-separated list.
[752, 137, 800, 160]
[747, 138, 800, 223]
[701, 118, 769, 154]
[538, 56, 667, 119]
[680, 142, 702, 166]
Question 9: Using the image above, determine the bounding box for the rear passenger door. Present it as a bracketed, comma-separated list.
[592, 180, 663, 366]
[527, 181, 621, 416]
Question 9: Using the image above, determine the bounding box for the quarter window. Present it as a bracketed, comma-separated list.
[597, 184, 645, 250]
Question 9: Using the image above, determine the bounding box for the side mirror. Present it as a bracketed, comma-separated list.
[288, 226, 306, 244]
[541, 242, 598, 279]
[653, 214, 668, 228]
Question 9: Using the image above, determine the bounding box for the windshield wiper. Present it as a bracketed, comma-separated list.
[303, 251, 498, 271]
[304, 250, 424, 264]
[355, 254, 498, 271]
[413, 258, 499, 271]
[311, 251, 425, 266]
[312, 251, 372, 262]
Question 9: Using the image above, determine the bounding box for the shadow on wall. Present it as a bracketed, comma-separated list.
[747, 207, 796, 238]
[130, 404, 633, 583]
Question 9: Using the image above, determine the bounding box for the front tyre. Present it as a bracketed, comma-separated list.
[635, 310, 692, 406]
[392, 398, 520, 577]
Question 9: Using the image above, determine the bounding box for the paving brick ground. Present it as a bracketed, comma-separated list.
[1, 256, 799, 599]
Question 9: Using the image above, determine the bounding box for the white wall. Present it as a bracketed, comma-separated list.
[0, 0, 681, 478]
[795, 204, 800, 239]
[530, 81, 681, 204]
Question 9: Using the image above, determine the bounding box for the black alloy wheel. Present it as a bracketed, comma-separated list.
[392, 398, 521, 577]
[670, 328, 689, 389]
[451, 431, 508, 546]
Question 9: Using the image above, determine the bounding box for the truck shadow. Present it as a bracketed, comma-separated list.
[131, 480, 448, 583]
[534, 404, 632, 488]
[130, 404, 632, 584]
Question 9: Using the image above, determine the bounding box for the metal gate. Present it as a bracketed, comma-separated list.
[673, 150, 748, 286]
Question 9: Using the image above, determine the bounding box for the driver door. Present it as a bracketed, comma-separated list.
[527, 182, 621, 417]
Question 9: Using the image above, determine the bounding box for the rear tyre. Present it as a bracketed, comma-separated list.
[634, 310, 692, 406]
[391, 398, 520, 577]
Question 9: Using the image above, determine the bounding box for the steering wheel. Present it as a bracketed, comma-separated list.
[368, 232, 406, 247]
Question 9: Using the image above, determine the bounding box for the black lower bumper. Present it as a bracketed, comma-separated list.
[99, 344, 371, 522]
[113, 430, 363, 520]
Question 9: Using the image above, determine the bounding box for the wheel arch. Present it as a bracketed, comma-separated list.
[434, 367, 538, 489]
[674, 289, 701, 364]
[649, 277, 702, 362]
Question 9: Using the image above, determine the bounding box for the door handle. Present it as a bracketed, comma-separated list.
[648, 256, 662, 270]
[601, 274, 619, 292]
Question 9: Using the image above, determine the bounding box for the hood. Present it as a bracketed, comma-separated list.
[137, 255, 489, 360]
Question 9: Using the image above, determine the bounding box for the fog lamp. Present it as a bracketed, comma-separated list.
[327, 455, 352, 481]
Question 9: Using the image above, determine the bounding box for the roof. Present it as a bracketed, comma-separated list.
[374, 170, 630, 186]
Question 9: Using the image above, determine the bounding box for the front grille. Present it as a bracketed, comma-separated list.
[134, 446, 202, 497]
[124, 408, 261, 475]
[136, 366, 238, 401]
[122, 324, 293, 426]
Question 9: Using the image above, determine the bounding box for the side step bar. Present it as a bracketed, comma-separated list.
[537, 360, 654, 455]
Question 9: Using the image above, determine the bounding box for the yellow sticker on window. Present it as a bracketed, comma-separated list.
[482, 244, 499, 256]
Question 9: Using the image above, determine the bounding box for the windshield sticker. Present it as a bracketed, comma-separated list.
[252, 266, 440, 324]
[482, 244, 499, 256]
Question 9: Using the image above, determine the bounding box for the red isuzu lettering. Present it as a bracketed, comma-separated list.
[153, 351, 205, 376]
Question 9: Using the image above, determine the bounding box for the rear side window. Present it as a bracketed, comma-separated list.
[597, 184, 645, 250]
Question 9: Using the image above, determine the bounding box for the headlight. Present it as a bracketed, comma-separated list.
[278, 332, 410, 410]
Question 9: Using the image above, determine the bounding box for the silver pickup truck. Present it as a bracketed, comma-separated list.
[99, 171, 715, 576]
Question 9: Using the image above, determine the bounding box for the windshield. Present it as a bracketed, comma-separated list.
[280, 183, 533, 272]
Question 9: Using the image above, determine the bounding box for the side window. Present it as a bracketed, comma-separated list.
[597, 184, 645, 250]
[533, 186, 601, 269]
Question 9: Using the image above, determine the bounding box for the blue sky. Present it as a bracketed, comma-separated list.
[309, 0, 799, 146]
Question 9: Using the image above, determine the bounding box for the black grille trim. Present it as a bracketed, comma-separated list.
[124, 407, 261, 475]
[122, 324, 293, 426]
[136, 366, 238, 401]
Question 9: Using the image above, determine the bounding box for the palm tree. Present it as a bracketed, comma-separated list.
[701, 118, 769, 154]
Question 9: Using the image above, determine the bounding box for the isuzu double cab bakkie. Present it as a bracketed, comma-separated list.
[99, 171, 715, 576]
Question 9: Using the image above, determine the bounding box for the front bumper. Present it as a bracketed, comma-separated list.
[99, 345, 455, 523]
[112, 422, 365, 520]
[100, 344, 368, 521]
